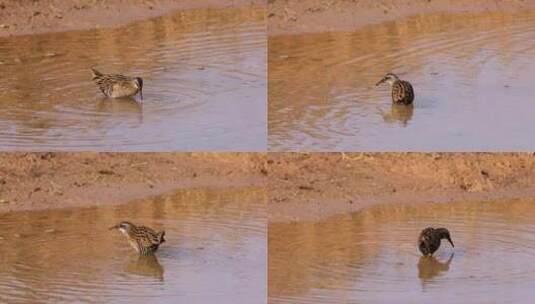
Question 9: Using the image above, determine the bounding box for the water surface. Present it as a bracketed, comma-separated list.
[269, 11, 535, 151]
[0, 187, 266, 303]
[269, 199, 535, 303]
[0, 6, 266, 151]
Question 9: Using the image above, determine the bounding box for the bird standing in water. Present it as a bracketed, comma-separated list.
[376, 73, 414, 105]
[91, 68, 143, 100]
[110, 221, 165, 255]
[418, 227, 454, 256]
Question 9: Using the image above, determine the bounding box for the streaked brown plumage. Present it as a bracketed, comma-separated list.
[376, 73, 414, 105]
[91, 68, 143, 100]
[110, 221, 165, 255]
[418, 227, 454, 256]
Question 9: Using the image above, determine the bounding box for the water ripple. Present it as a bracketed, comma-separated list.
[269, 199, 535, 304]
[0, 7, 266, 151]
[269, 10, 535, 151]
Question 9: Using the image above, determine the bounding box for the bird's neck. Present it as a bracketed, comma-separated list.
[387, 79, 398, 86]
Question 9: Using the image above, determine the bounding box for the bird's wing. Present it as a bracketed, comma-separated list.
[136, 226, 162, 245]
[401, 80, 414, 100]
[110, 74, 132, 83]
[392, 82, 404, 102]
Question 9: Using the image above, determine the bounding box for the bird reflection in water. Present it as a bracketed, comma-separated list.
[380, 104, 414, 126]
[418, 253, 454, 288]
[125, 254, 164, 281]
[95, 97, 144, 125]
[96, 96, 143, 112]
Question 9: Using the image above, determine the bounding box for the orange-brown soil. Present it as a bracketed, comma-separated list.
[268, 153, 535, 222]
[0, 153, 266, 213]
[268, 0, 535, 35]
[0, 0, 263, 37]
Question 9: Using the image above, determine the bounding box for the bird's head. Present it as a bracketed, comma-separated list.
[436, 228, 454, 247]
[110, 221, 135, 235]
[134, 77, 143, 100]
[376, 73, 399, 86]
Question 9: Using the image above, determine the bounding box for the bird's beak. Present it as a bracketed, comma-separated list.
[447, 237, 454, 248]
[109, 225, 119, 230]
[376, 78, 386, 86]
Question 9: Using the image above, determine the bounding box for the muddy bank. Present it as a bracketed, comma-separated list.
[268, 153, 535, 222]
[0, 0, 264, 37]
[268, 0, 535, 35]
[0, 153, 266, 213]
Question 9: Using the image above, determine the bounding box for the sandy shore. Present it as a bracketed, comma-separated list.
[268, 0, 535, 35]
[0, 0, 264, 37]
[268, 153, 535, 222]
[0, 153, 266, 213]
[4, 153, 535, 221]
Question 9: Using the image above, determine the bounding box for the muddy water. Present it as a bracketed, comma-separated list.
[0, 187, 266, 303]
[269, 199, 535, 303]
[0, 7, 266, 151]
[269, 11, 535, 151]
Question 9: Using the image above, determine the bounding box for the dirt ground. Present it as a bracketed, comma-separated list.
[0, 153, 266, 213]
[0, 0, 264, 37]
[268, 153, 535, 222]
[3, 153, 535, 219]
[268, 0, 535, 35]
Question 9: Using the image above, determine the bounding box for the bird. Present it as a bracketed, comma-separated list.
[91, 68, 143, 100]
[418, 227, 454, 256]
[110, 221, 165, 255]
[376, 73, 414, 105]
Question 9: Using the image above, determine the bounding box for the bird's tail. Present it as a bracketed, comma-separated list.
[90, 67, 102, 79]
[159, 231, 165, 243]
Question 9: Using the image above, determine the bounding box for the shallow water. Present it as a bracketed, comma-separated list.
[0, 7, 266, 151]
[0, 187, 266, 303]
[269, 199, 535, 303]
[269, 11, 535, 151]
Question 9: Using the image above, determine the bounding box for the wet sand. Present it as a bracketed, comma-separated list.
[0, 153, 266, 213]
[268, 0, 535, 35]
[268, 153, 535, 222]
[0, 0, 264, 37]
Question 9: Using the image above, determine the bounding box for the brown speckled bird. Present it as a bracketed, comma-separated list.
[418, 227, 454, 256]
[376, 73, 414, 105]
[91, 68, 143, 100]
[110, 221, 165, 255]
